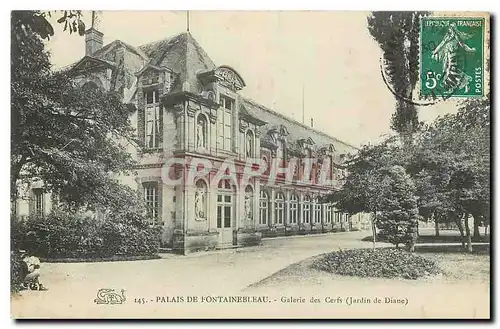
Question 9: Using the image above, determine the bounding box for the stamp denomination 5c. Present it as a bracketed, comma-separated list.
[420, 17, 485, 98]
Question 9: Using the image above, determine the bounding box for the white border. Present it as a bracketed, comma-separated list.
[1, 1, 497, 328]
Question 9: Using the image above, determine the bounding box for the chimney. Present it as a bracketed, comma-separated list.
[85, 28, 103, 56]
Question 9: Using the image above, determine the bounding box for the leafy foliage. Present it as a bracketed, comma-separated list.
[12, 211, 162, 259]
[375, 166, 420, 248]
[11, 250, 25, 293]
[312, 248, 441, 280]
[11, 11, 138, 210]
[330, 94, 490, 250]
[12, 10, 85, 41]
[367, 11, 429, 141]
[329, 140, 419, 248]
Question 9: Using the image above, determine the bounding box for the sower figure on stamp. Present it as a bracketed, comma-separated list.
[431, 23, 476, 93]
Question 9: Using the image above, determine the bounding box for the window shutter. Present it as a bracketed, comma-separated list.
[137, 92, 145, 148]
[158, 104, 164, 149]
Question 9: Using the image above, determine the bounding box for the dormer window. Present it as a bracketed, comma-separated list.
[141, 71, 159, 86]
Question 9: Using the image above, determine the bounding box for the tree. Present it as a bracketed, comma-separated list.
[11, 11, 138, 212]
[367, 11, 428, 145]
[375, 166, 420, 251]
[411, 95, 490, 251]
[329, 138, 419, 250]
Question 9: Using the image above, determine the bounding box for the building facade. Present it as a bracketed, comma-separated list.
[14, 28, 370, 254]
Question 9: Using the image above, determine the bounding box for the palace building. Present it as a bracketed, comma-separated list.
[14, 27, 370, 254]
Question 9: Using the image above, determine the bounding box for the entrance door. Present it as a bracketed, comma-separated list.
[216, 194, 233, 247]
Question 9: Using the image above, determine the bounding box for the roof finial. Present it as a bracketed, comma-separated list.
[186, 11, 190, 32]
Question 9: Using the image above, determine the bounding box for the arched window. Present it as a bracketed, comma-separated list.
[196, 115, 208, 149]
[244, 185, 253, 220]
[275, 192, 285, 225]
[290, 193, 299, 224]
[314, 198, 321, 223]
[303, 195, 311, 224]
[194, 179, 207, 221]
[246, 130, 254, 157]
[259, 190, 269, 225]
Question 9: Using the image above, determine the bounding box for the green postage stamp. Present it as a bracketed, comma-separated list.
[420, 17, 485, 98]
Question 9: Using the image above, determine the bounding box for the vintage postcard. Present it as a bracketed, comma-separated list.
[10, 10, 490, 319]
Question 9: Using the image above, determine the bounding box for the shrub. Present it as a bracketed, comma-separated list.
[312, 248, 441, 280]
[10, 250, 24, 293]
[12, 210, 162, 259]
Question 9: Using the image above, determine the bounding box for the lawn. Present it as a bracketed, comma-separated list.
[245, 247, 490, 318]
[248, 247, 490, 288]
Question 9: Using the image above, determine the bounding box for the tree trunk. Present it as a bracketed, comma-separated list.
[473, 215, 481, 239]
[455, 214, 465, 249]
[434, 214, 440, 237]
[371, 212, 377, 250]
[464, 213, 473, 253]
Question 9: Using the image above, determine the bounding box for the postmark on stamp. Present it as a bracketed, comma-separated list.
[420, 17, 485, 99]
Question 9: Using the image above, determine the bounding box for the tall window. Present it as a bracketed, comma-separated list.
[314, 199, 321, 223]
[196, 115, 207, 149]
[259, 190, 269, 225]
[246, 130, 254, 158]
[335, 212, 341, 223]
[217, 179, 234, 228]
[218, 95, 234, 151]
[145, 90, 161, 149]
[290, 193, 299, 224]
[32, 188, 44, 216]
[275, 192, 285, 225]
[143, 182, 161, 225]
[303, 196, 311, 224]
[325, 204, 332, 223]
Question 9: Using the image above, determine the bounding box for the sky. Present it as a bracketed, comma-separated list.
[44, 11, 459, 147]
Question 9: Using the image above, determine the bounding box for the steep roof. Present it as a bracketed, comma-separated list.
[69, 30, 356, 152]
[94, 40, 149, 61]
[139, 32, 216, 93]
[242, 98, 357, 154]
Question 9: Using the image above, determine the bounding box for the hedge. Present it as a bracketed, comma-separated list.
[11, 211, 162, 259]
